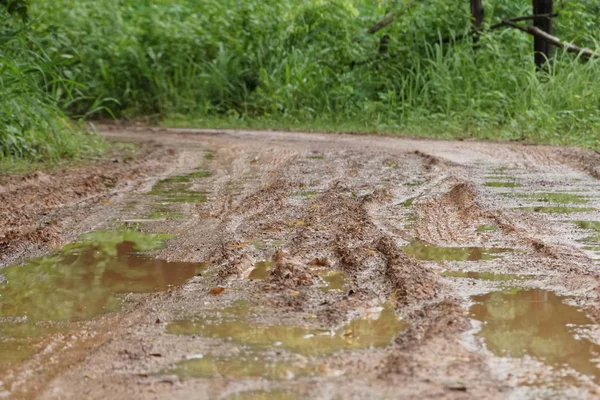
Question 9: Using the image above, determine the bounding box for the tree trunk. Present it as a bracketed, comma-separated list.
[532, 0, 554, 69]
[470, 0, 484, 46]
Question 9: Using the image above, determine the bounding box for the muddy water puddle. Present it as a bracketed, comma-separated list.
[320, 271, 346, 292]
[0, 230, 204, 323]
[149, 170, 211, 203]
[484, 181, 523, 188]
[477, 224, 498, 233]
[246, 260, 347, 291]
[442, 271, 530, 281]
[510, 192, 589, 204]
[146, 209, 186, 220]
[0, 340, 38, 365]
[171, 353, 319, 380]
[248, 262, 273, 280]
[470, 289, 600, 387]
[167, 302, 407, 356]
[403, 241, 511, 261]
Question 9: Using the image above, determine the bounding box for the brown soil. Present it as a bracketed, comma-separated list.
[3, 126, 600, 399]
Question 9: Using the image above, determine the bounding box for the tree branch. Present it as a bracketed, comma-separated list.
[440, 13, 558, 44]
[368, 12, 395, 34]
[502, 20, 599, 58]
[367, 0, 417, 34]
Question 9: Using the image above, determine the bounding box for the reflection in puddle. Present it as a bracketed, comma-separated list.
[519, 206, 596, 214]
[0, 340, 37, 365]
[172, 353, 318, 380]
[442, 271, 529, 281]
[0, 230, 205, 322]
[248, 262, 273, 280]
[149, 170, 210, 203]
[403, 241, 510, 261]
[470, 289, 600, 386]
[0, 322, 66, 339]
[484, 182, 522, 188]
[320, 271, 346, 292]
[168, 302, 407, 355]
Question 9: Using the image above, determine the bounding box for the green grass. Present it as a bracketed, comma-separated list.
[3, 0, 600, 163]
[0, 8, 105, 166]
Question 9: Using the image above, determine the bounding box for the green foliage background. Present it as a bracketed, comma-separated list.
[2, 0, 600, 163]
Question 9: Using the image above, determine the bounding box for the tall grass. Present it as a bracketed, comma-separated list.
[7, 0, 600, 156]
[0, 8, 104, 164]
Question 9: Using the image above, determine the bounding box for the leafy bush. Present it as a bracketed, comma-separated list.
[0, 6, 103, 162]
[8, 0, 600, 150]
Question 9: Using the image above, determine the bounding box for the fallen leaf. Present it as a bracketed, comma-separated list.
[290, 291, 300, 296]
[344, 329, 353, 337]
[209, 287, 225, 295]
[102, 200, 112, 204]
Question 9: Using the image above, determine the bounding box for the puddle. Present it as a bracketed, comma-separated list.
[292, 190, 317, 198]
[320, 271, 346, 292]
[403, 241, 510, 261]
[470, 289, 600, 386]
[0, 230, 205, 322]
[147, 210, 186, 220]
[573, 221, 600, 231]
[512, 193, 589, 204]
[477, 224, 498, 233]
[149, 170, 210, 203]
[484, 182, 523, 188]
[442, 271, 529, 281]
[171, 353, 318, 380]
[167, 302, 407, 355]
[248, 262, 273, 280]
[0, 340, 37, 365]
[519, 206, 596, 214]
[0, 322, 66, 339]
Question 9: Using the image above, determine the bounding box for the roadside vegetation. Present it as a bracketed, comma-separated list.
[2, 0, 600, 166]
[0, 4, 104, 168]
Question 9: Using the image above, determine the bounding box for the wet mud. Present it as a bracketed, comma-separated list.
[3, 126, 600, 399]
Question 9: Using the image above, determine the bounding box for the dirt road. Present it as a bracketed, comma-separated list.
[2, 127, 600, 399]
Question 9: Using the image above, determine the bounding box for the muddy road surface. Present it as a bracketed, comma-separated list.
[3, 127, 600, 399]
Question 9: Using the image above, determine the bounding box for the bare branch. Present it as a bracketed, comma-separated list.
[368, 12, 395, 34]
[367, 0, 417, 35]
[503, 20, 599, 59]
